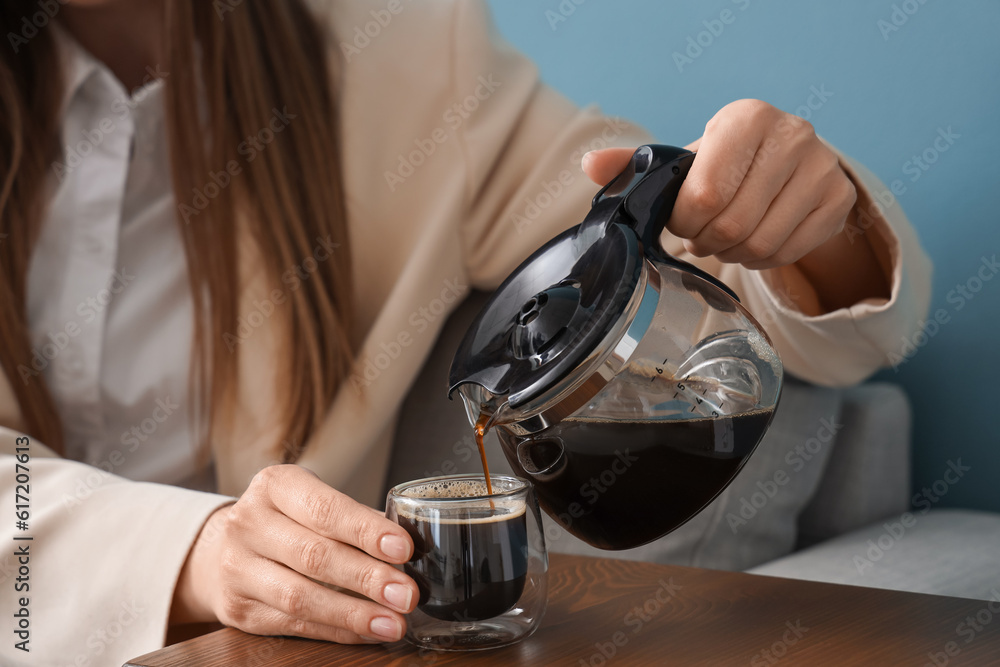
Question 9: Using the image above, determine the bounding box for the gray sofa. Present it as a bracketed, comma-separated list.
[386, 293, 1000, 602]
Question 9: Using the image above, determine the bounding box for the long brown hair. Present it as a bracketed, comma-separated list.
[0, 1, 352, 461]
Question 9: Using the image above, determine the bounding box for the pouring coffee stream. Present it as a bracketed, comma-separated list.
[451, 145, 783, 550]
[474, 413, 494, 496]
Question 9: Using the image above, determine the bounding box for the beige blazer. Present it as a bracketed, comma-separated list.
[0, 1, 931, 664]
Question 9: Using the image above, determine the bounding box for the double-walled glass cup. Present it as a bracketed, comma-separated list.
[385, 474, 548, 651]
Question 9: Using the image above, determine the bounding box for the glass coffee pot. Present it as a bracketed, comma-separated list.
[449, 145, 783, 550]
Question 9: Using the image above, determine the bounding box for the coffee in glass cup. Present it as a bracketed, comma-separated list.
[386, 474, 547, 650]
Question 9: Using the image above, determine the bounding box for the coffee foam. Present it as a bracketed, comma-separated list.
[402, 479, 491, 499]
[396, 479, 526, 523]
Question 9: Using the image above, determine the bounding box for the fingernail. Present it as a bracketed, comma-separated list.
[380, 534, 409, 561]
[582, 151, 595, 167]
[383, 582, 412, 612]
[370, 616, 402, 641]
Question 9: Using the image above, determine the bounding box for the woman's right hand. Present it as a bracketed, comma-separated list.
[170, 464, 419, 643]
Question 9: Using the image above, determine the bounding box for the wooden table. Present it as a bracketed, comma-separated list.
[127, 553, 1000, 666]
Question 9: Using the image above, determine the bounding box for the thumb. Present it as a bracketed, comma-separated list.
[581, 147, 636, 185]
[582, 140, 704, 186]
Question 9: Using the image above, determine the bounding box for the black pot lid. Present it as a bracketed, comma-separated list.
[448, 145, 734, 409]
[449, 219, 642, 409]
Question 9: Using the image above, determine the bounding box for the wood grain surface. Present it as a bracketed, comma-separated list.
[127, 553, 1000, 666]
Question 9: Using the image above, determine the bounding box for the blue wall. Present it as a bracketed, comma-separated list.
[487, 0, 1000, 512]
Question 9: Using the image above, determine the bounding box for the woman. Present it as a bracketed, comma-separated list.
[0, 0, 930, 663]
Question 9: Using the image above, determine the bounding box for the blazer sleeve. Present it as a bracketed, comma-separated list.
[694, 149, 934, 387]
[450, 0, 932, 388]
[0, 427, 232, 666]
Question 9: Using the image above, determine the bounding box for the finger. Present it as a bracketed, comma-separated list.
[683, 153, 797, 258]
[669, 114, 767, 240]
[742, 202, 843, 271]
[246, 558, 407, 642]
[712, 167, 818, 265]
[259, 465, 413, 563]
[256, 512, 418, 613]
[581, 147, 636, 185]
[742, 169, 855, 270]
[223, 595, 383, 644]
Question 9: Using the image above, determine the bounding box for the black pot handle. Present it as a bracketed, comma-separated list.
[591, 144, 739, 302]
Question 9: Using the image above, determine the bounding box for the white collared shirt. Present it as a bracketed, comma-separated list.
[25, 28, 212, 490]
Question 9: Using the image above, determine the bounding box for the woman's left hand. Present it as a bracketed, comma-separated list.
[582, 99, 857, 271]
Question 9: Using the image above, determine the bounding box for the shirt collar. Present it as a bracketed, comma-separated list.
[52, 23, 102, 119]
[53, 24, 166, 116]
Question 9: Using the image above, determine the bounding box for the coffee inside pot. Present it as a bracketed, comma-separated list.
[450, 145, 782, 550]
